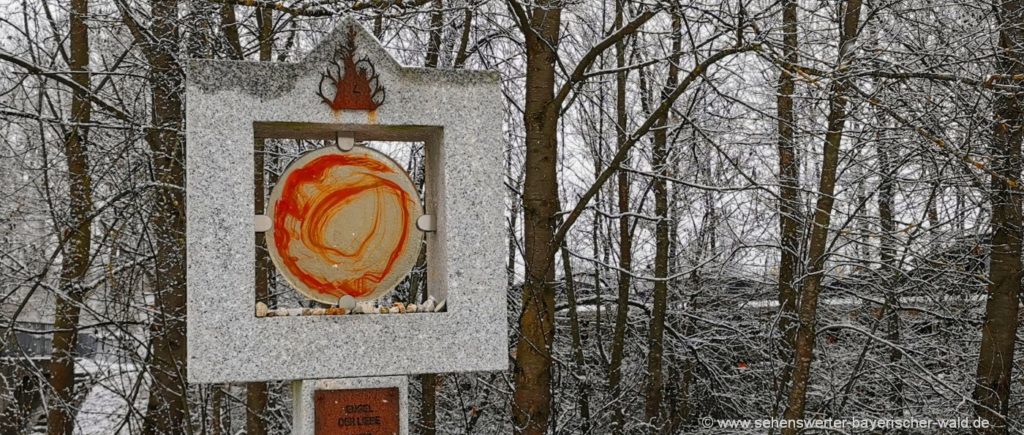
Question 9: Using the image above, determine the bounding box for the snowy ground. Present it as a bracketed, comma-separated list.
[69, 360, 148, 435]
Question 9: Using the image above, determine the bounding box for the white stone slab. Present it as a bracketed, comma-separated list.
[185, 17, 507, 383]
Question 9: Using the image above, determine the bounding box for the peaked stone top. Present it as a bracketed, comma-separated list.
[187, 17, 498, 101]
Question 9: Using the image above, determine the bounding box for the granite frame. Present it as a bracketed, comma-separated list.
[185, 18, 506, 383]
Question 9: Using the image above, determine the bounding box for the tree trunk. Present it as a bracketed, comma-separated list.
[141, 0, 188, 433]
[665, 153, 689, 433]
[974, 1, 1024, 431]
[608, 2, 631, 432]
[876, 124, 903, 414]
[47, 1, 92, 433]
[773, 0, 802, 415]
[425, 0, 444, 68]
[511, 2, 562, 434]
[560, 244, 591, 433]
[256, 6, 273, 62]
[211, 385, 227, 435]
[593, 140, 607, 368]
[417, 374, 438, 435]
[219, 3, 243, 60]
[781, 1, 863, 431]
[642, 11, 680, 430]
[453, 7, 473, 68]
[507, 3, 704, 433]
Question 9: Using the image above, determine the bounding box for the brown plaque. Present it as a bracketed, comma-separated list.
[315, 387, 400, 435]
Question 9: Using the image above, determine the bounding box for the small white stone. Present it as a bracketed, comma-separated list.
[338, 295, 357, 310]
[255, 302, 268, 317]
[356, 301, 376, 314]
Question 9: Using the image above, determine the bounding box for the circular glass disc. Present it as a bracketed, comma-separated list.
[267, 146, 423, 304]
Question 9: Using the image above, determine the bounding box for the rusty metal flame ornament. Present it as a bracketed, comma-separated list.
[317, 27, 386, 111]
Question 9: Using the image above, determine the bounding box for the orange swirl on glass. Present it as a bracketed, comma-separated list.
[267, 146, 423, 304]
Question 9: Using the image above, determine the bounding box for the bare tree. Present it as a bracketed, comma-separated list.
[509, 1, 563, 431]
[773, 0, 802, 415]
[607, 2, 634, 433]
[974, 1, 1024, 432]
[3, 2, 1022, 434]
[642, 10, 680, 431]
[782, 1, 864, 430]
[46, 1, 93, 434]
[116, 0, 190, 432]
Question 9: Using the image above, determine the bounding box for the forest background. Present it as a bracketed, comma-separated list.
[2, 0, 1024, 434]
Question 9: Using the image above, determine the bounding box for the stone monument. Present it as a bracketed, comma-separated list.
[185, 18, 506, 434]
